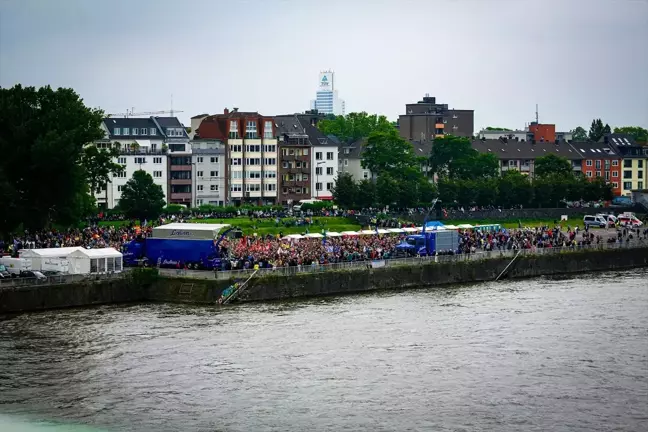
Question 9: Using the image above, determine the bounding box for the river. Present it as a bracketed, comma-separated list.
[1, 269, 647, 431]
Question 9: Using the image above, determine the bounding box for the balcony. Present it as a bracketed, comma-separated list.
[116, 148, 167, 156]
[285, 167, 309, 174]
[170, 179, 192, 185]
[435, 123, 444, 129]
[435, 134, 445, 138]
[170, 165, 192, 171]
[170, 192, 191, 201]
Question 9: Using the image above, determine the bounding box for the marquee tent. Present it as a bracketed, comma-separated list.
[66, 248, 123, 274]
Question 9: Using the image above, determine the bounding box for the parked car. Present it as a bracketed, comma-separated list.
[0, 264, 11, 279]
[618, 215, 643, 228]
[583, 215, 607, 228]
[19, 270, 47, 280]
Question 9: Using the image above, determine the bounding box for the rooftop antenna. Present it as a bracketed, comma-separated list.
[170, 94, 174, 118]
[535, 104, 539, 124]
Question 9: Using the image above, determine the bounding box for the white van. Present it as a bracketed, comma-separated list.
[0, 257, 32, 276]
[583, 215, 607, 228]
[293, 199, 322, 211]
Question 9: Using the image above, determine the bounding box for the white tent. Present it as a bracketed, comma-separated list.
[304, 233, 324, 238]
[341, 231, 360, 236]
[67, 248, 123, 275]
[376, 229, 391, 234]
[283, 234, 304, 240]
[458, 224, 474, 229]
[387, 228, 405, 233]
[19, 247, 84, 271]
[402, 227, 418, 233]
[443, 225, 459, 230]
[359, 230, 377, 235]
[325, 231, 342, 237]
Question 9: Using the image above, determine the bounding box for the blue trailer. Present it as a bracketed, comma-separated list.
[395, 230, 459, 257]
[122, 223, 234, 270]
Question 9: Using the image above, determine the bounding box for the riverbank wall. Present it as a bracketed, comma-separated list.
[2, 246, 648, 314]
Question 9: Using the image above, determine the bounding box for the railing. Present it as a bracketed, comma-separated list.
[209, 240, 647, 281]
[0, 272, 127, 289]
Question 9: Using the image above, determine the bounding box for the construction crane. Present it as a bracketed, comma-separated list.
[107, 109, 184, 118]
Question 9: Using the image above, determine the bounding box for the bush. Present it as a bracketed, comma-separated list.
[301, 201, 334, 211]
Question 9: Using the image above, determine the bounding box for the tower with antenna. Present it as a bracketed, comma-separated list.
[535, 103, 539, 124]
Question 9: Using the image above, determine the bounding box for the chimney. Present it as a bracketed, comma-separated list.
[224, 108, 229, 115]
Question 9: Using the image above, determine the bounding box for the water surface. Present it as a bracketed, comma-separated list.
[1, 269, 647, 431]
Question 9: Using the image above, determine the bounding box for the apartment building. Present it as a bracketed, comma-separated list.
[339, 139, 370, 181]
[605, 133, 648, 196]
[191, 139, 226, 206]
[94, 117, 179, 209]
[195, 108, 278, 205]
[479, 125, 573, 142]
[399, 94, 474, 141]
[573, 140, 622, 196]
[275, 114, 312, 205]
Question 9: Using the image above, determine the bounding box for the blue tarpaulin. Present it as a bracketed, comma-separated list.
[425, 221, 445, 228]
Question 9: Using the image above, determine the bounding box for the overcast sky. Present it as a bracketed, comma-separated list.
[1, 0, 646, 131]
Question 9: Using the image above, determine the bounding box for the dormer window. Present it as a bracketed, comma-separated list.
[114, 127, 121, 136]
[132, 128, 138, 135]
[122, 127, 130, 135]
[150, 128, 157, 135]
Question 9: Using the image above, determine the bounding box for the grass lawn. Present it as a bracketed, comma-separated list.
[443, 217, 583, 229]
[188, 217, 361, 236]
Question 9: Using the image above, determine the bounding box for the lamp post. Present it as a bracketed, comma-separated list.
[191, 162, 196, 208]
[316, 161, 325, 199]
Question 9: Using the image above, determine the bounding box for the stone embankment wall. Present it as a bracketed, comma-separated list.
[2, 247, 647, 314]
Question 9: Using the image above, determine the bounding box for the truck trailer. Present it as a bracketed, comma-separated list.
[394, 230, 459, 257]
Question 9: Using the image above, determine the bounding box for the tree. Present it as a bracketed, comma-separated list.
[317, 112, 396, 143]
[571, 126, 588, 141]
[485, 126, 512, 131]
[376, 174, 399, 207]
[497, 171, 533, 208]
[588, 118, 611, 142]
[534, 154, 573, 178]
[82, 145, 124, 195]
[119, 170, 166, 221]
[355, 179, 377, 209]
[428, 135, 498, 180]
[361, 129, 418, 176]
[331, 172, 358, 209]
[614, 126, 648, 143]
[0, 84, 120, 236]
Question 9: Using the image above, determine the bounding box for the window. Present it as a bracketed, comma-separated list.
[639, 181, 644, 189]
[153, 157, 162, 164]
[210, 171, 218, 177]
[316, 152, 322, 160]
[210, 185, 218, 191]
[141, 128, 147, 136]
[586, 172, 592, 178]
[344, 148, 350, 154]
[639, 160, 644, 168]
[326, 167, 333, 175]
[117, 186, 124, 192]
[264, 183, 276, 192]
[315, 167, 322, 175]
[134, 157, 146, 164]
[153, 171, 162, 178]
[264, 120, 273, 139]
[605, 171, 610, 180]
[230, 158, 242, 165]
[264, 170, 276, 179]
[316, 182, 322, 191]
[232, 171, 243, 179]
[132, 128, 139, 135]
[150, 128, 157, 135]
[304, 148, 308, 156]
[245, 158, 261, 165]
[612, 171, 618, 178]
[230, 144, 242, 152]
[245, 184, 261, 192]
[344, 159, 348, 166]
[246, 171, 261, 179]
[197, 157, 204, 163]
[639, 171, 644, 180]
[245, 121, 258, 139]
[595, 160, 601, 169]
[612, 182, 619, 189]
[326, 182, 333, 190]
[264, 158, 276, 165]
[229, 120, 239, 139]
[230, 184, 242, 192]
[196, 199, 203, 206]
[623, 182, 632, 190]
[197, 171, 204, 177]
[624, 160, 632, 168]
[246, 145, 261, 152]
[624, 171, 632, 179]
[197, 185, 203, 191]
[118, 157, 127, 164]
[114, 128, 121, 136]
[210, 157, 218, 163]
[586, 160, 592, 167]
[604, 160, 610, 168]
[264, 144, 276, 152]
[170, 171, 191, 180]
[363, 171, 369, 179]
[326, 152, 334, 160]
[612, 160, 619, 166]
[122, 127, 130, 135]
[595, 171, 601, 177]
[116, 171, 127, 178]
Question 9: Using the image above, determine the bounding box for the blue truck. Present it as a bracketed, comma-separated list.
[394, 230, 459, 257]
[122, 223, 235, 269]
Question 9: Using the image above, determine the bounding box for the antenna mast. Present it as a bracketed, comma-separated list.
[535, 104, 539, 124]
[170, 94, 174, 118]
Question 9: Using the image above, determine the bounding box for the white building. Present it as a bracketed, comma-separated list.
[310, 70, 345, 116]
[94, 117, 172, 209]
[312, 139, 339, 200]
[192, 139, 227, 207]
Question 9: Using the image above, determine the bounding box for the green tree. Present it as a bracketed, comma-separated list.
[362, 129, 418, 176]
[613, 126, 648, 143]
[417, 177, 438, 205]
[331, 172, 358, 208]
[588, 118, 611, 142]
[428, 135, 498, 180]
[534, 154, 573, 178]
[82, 145, 124, 196]
[474, 178, 499, 207]
[317, 112, 395, 143]
[485, 126, 512, 131]
[119, 170, 166, 221]
[571, 126, 588, 141]
[497, 171, 533, 208]
[0, 84, 120, 235]
[356, 179, 377, 209]
[376, 174, 399, 207]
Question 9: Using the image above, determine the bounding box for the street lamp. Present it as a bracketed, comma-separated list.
[191, 162, 196, 208]
[316, 161, 325, 199]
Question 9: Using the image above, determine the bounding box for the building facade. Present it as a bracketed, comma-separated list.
[310, 70, 345, 116]
[573, 141, 623, 196]
[606, 133, 647, 196]
[275, 115, 313, 205]
[399, 94, 474, 141]
[191, 139, 227, 206]
[195, 108, 278, 205]
[94, 117, 189, 209]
